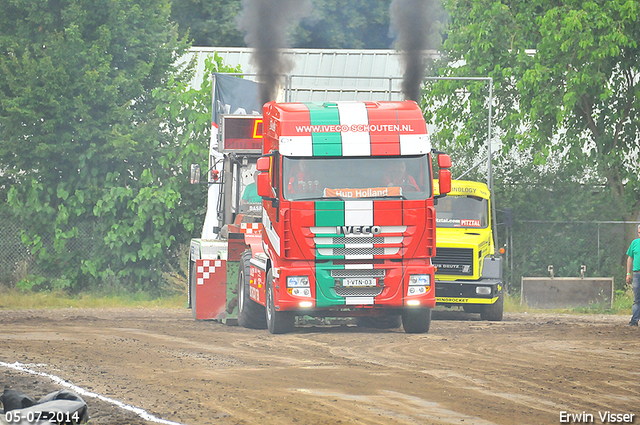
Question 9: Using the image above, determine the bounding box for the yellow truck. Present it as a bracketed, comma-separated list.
[433, 180, 503, 320]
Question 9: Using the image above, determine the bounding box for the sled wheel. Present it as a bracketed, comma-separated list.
[237, 251, 267, 329]
[189, 259, 197, 319]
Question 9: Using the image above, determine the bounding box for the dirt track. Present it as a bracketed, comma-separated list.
[0, 307, 637, 425]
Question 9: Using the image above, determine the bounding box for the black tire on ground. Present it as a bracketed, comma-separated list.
[265, 269, 295, 334]
[237, 251, 267, 329]
[480, 293, 504, 321]
[356, 315, 402, 329]
[189, 259, 197, 320]
[401, 308, 432, 334]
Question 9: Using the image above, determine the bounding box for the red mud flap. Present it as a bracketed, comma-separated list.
[194, 259, 228, 320]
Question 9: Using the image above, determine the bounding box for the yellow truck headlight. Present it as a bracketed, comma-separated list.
[476, 286, 491, 295]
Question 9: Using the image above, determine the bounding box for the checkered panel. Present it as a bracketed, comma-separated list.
[240, 223, 263, 234]
[197, 259, 223, 285]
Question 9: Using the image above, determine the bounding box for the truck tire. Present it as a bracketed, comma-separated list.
[401, 308, 432, 333]
[237, 251, 267, 329]
[480, 293, 504, 321]
[265, 269, 294, 334]
[356, 315, 402, 329]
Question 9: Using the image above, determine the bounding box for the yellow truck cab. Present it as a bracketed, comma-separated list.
[433, 180, 503, 320]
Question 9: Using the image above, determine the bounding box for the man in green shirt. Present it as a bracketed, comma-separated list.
[626, 224, 640, 326]
[241, 170, 262, 204]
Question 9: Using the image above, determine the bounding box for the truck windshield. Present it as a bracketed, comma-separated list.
[282, 155, 432, 201]
[435, 195, 489, 228]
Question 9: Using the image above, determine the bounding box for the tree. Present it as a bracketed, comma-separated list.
[425, 0, 640, 219]
[171, 0, 245, 47]
[0, 0, 192, 292]
[294, 0, 394, 49]
[169, 0, 401, 50]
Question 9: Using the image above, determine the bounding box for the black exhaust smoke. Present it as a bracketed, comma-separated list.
[238, 0, 312, 105]
[390, 0, 437, 102]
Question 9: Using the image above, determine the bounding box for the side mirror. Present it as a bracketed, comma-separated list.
[257, 172, 272, 198]
[438, 169, 451, 195]
[437, 153, 452, 169]
[256, 156, 270, 172]
[190, 164, 200, 184]
[256, 156, 274, 199]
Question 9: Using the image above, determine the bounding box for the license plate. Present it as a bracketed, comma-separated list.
[342, 278, 377, 287]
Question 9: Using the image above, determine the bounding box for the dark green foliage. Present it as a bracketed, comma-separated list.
[426, 0, 640, 218]
[0, 0, 238, 293]
[170, 0, 245, 47]
[169, 0, 417, 50]
[495, 151, 630, 291]
[294, 0, 394, 49]
[424, 0, 640, 291]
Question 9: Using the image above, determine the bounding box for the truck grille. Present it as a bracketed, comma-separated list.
[311, 226, 406, 259]
[433, 248, 474, 275]
[333, 247, 386, 256]
[329, 236, 386, 244]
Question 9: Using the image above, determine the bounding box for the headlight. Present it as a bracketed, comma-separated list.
[409, 274, 430, 286]
[407, 274, 431, 297]
[287, 276, 312, 299]
[476, 286, 492, 295]
[287, 276, 310, 288]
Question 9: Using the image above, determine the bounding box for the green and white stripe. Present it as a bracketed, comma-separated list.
[278, 102, 373, 157]
[337, 102, 370, 156]
[312, 200, 406, 260]
[308, 102, 342, 156]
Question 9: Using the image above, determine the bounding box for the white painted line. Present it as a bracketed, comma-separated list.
[0, 361, 187, 425]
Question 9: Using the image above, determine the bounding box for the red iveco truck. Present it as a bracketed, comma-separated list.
[189, 100, 451, 333]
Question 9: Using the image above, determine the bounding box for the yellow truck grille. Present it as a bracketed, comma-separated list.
[433, 248, 474, 275]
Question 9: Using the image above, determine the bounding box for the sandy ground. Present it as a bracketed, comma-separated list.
[0, 307, 637, 425]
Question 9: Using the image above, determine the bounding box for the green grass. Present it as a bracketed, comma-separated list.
[0, 289, 185, 310]
[0, 288, 632, 316]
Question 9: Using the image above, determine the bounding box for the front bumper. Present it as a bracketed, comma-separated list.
[435, 279, 502, 305]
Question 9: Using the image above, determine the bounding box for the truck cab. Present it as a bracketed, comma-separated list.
[432, 180, 503, 320]
[190, 100, 452, 334]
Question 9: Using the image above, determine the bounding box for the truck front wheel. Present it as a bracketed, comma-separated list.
[265, 269, 294, 334]
[401, 308, 432, 333]
[237, 251, 267, 329]
[480, 293, 504, 321]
